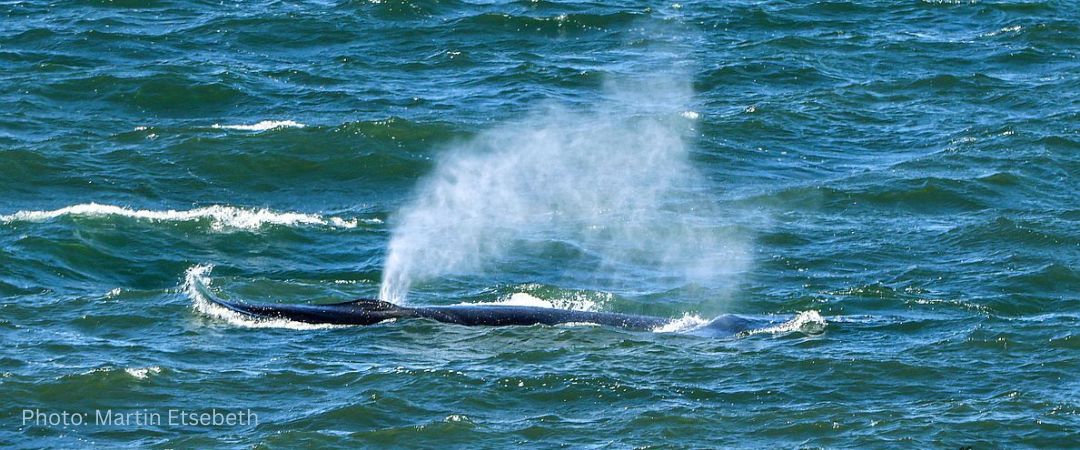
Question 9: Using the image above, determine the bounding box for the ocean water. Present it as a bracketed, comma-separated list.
[1, 0, 1078, 447]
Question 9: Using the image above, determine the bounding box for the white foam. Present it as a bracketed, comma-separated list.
[652, 313, 710, 333]
[454, 291, 605, 312]
[744, 310, 827, 336]
[124, 367, 161, 379]
[78, 366, 161, 380]
[680, 110, 699, 120]
[555, 322, 601, 328]
[484, 292, 557, 308]
[983, 25, 1022, 37]
[0, 203, 362, 231]
[211, 120, 305, 131]
[80, 367, 111, 376]
[910, 298, 992, 313]
[183, 264, 343, 330]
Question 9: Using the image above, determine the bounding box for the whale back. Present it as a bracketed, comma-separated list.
[209, 296, 417, 325]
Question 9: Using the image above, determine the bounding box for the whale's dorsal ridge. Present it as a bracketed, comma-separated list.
[331, 297, 401, 310]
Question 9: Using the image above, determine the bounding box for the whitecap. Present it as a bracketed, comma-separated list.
[124, 367, 161, 379]
[742, 310, 827, 336]
[0, 203, 361, 231]
[983, 25, 1022, 37]
[211, 120, 305, 131]
[652, 312, 710, 333]
[453, 291, 606, 312]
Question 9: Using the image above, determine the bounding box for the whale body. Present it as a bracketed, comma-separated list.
[203, 291, 770, 336]
[211, 297, 672, 329]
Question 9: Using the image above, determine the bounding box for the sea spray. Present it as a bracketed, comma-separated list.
[379, 75, 748, 304]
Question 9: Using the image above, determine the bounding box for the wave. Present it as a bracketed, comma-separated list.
[211, 120, 306, 131]
[72, 366, 164, 382]
[652, 313, 712, 333]
[0, 203, 373, 231]
[735, 175, 1001, 212]
[741, 310, 827, 336]
[448, 10, 643, 34]
[124, 366, 162, 379]
[41, 73, 251, 114]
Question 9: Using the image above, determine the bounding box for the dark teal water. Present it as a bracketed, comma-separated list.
[2, 0, 1079, 447]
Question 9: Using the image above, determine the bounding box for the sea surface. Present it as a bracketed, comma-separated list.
[1, 0, 1078, 448]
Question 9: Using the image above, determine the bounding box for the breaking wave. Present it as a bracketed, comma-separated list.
[210, 120, 306, 131]
[0, 203, 372, 231]
[741, 311, 828, 336]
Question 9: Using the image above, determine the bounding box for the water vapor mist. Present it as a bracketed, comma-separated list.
[379, 74, 747, 304]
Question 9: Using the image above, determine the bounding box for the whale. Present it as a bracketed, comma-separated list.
[200, 287, 773, 336]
